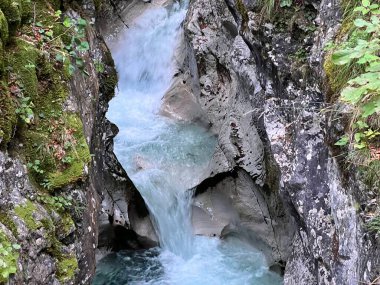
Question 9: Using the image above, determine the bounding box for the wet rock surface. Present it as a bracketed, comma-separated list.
[1, 0, 379, 283]
[0, 0, 155, 283]
[175, 0, 380, 283]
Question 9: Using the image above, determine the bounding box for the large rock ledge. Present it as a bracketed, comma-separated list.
[1, 0, 378, 283]
[159, 0, 380, 283]
[0, 0, 157, 283]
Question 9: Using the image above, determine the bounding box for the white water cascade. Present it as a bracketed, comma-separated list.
[93, 1, 283, 284]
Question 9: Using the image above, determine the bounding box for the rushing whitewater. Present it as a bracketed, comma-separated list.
[94, 1, 283, 284]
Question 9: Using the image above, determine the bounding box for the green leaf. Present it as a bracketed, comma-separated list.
[366, 62, 380, 72]
[355, 120, 369, 129]
[78, 41, 89, 51]
[68, 64, 75, 75]
[12, 244, 20, 250]
[331, 49, 353, 65]
[54, 10, 62, 17]
[335, 136, 349, 146]
[341, 86, 367, 103]
[75, 58, 84, 67]
[362, 102, 377, 117]
[55, 53, 65, 62]
[371, 15, 380, 24]
[363, 80, 380, 92]
[63, 17, 72, 28]
[355, 132, 365, 142]
[74, 37, 81, 45]
[362, 0, 370, 7]
[280, 0, 292, 7]
[357, 54, 379, 64]
[77, 18, 87, 27]
[354, 6, 366, 12]
[354, 18, 370, 27]
[349, 72, 380, 85]
[354, 142, 366, 149]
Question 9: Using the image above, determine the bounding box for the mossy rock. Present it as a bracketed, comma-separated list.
[0, 38, 3, 74]
[0, 82, 17, 146]
[41, 213, 78, 282]
[48, 114, 91, 189]
[0, 0, 31, 34]
[0, 211, 18, 236]
[236, 0, 248, 27]
[5, 38, 39, 97]
[56, 254, 78, 282]
[19, 0, 31, 20]
[4, 37, 90, 189]
[56, 212, 75, 239]
[0, 227, 19, 283]
[0, 8, 8, 44]
[0, 0, 22, 36]
[14, 200, 43, 231]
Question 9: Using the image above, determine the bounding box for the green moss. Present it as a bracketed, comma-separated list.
[236, 0, 248, 27]
[19, 0, 31, 20]
[0, 0, 22, 36]
[0, 9, 8, 44]
[41, 216, 78, 282]
[48, 114, 91, 189]
[14, 200, 42, 231]
[323, 1, 367, 101]
[0, 83, 17, 146]
[323, 51, 363, 101]
[367, 215, 380, 233]
[56, 254, 78, 282]
[4, 38, 89, 189]
[5, 38, 39, 98]
[323, 52, 345, 94]
[40, 217, 54, 233]
[0, 229, 19, 283]
[361, 160, 380, 193]
[56, 212, 75, 238]
[100, 49, 118, 99]
[0, 211, 18, 236]
[2, 39, 37, 147]
[103, 71, 117, 98]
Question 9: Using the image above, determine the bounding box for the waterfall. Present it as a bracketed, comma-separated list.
[107, 1, 214, 258]
[94, 1, 284, 284]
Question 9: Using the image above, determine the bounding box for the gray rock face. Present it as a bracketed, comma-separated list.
[0, 150, 95, 284]
[160, 31, 210, 127]
[0, 1, 156, 284]
[174, 0, 296, 269]
[175, 0, 380, 283]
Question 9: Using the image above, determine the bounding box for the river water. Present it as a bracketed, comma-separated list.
[93, 2, 283, 284]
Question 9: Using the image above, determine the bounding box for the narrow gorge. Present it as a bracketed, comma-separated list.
[0, 0, 379, 284]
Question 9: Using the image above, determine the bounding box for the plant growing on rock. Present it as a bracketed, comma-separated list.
[36, 194, 73, 211]
[30, 10, 90, 75]
[15, 97, 34, 124]
[0, 230, 20, 283]
[27, 159, 44, 174]
[57, 15, 90, 75]
[332, 0, 380, 156]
